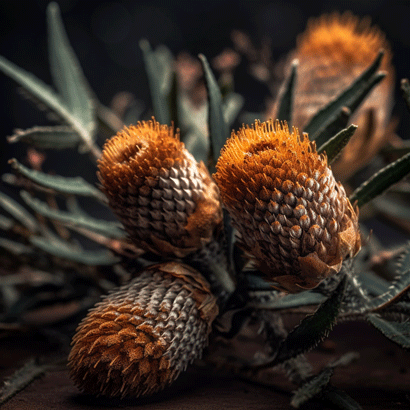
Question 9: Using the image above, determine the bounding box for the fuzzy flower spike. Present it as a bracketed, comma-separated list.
[214, 119, 361, 292]
[98, 119, 222, 258]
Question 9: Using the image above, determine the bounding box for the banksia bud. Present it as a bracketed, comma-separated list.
[68, 262, 218, 398]
[98, 119, 222, 257]
[281, 12, 394, 181]
[214, 120, 361, 293]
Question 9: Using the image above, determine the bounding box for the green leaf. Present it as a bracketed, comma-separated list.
[0, 192, 39, 233]
[291, 367, 334, 408]
[277, 59, 297, 125]
[372, 195, 410, 222]
[322, 385, 363, 410]
[318, 124, 358, 164]
[223, 92, 244, 128]
[304, 50, 385, 140]
[0, 237, 33, 256]
[271, 275, 347, 366]
[140, 39, 172, 125]
[291, 352, 360, 408]
[368, 314, 410, 348]
[47, 2, 96, 137]
[349, 151, 410, 208]
[248, 289, 326, 310]
[0, 214, 14, 231]
[368, 243, 410, 311]
[183, 129, 209, 164]
[199, 54, 230, 167]
[7, 126, 80, 149]
[29, 235, 120, 265]
[401, 78, 410, 113]
[20, 191, 125, 239]
[9, 158, 107, 202]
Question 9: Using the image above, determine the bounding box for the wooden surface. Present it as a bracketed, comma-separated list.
[0, 321, 409, 410]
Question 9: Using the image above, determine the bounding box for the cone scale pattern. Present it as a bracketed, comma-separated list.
[214, 120, 361, 292]
[98, 119, 222, 257]
[283, 12, 394, 181]
[68, 262, 218, 398]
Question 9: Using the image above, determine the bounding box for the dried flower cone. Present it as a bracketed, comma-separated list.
[273, 12, 395, 181]
[98, 119, 222, 257]
[68, 262, 218, 398]
[214, 120, 361, 293]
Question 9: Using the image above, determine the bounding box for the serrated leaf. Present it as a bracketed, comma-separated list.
[304, 50, 385, 140]
[401, 78, 410, 113]
[47, 2, 96, 136]
[0, 358, 48, 405]
[140, 39, 172, 125]
[7, 126, 80, 149]
[291, 366, 334, 408]
[270, 275, 347, 366]
[29, 235, 119, 265]
[9, 158, 106, 202]
[0, 192, 39, 233]
[291, 352, 360, 408]
[0, 56, 97, 156]
[368, 314, 410, 348]
[349, 151, 410, 208]
[318, 124, 358, 164]
[368, 243, 410, 311]
[277, 59, 297, 125]
[199, 54, 230, 167]
[20, 191, 124, 239]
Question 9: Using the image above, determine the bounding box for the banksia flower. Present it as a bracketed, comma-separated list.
[280, 12, 395, 181]
[214, 120, 361, 293]
[98, 119, 222, 257]
[68, 262, 218, 398]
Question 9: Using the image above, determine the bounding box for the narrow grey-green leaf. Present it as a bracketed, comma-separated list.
[248, 289, 326, 310]
[0, 237, 33, 256]
[271, 275, 347, 366]
[29, 235, 119, 265]
[318, 124, 358, 164]
[0, 358, 48, 406]
[0, 214, 14, 231]
[223, 92, 245, 127]
[47, 2, 96, 136]
[10, 158, 106, 202]
[322, 385, 363, 410]
[199, 54, 229, 166]
[372, 195, 410, 222]
[20, 191, 124, 239]
[401, 78, 410, 113]
[140, 39, 171, 125]
[0, 192, 39, 233]
[291, 352, 360, 408]
[7, 126, 80, 149]
[304, 50, 384, 139]
[0, 56, 97, 155]
[291, 367, 334, 408]
[184, 130, 209, 164]
[349, 151, 410, 208]
[277, 59, 297, 125]
[368, 314, 410, 348]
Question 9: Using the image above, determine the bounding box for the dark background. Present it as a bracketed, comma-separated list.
[0, 0, 409, 174]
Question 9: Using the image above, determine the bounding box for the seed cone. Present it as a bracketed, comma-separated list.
[98, 119, 222, 257]
[274, 12, 394, 181]
[68, 262, 218, 398]
[214, 120, 361, 293]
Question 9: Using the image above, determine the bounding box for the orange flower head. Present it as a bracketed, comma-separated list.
[281, 12, 394, 181]
[214, 120, 361, 292]
[68, 262, 218, 398]
[98, 119, 222, 257]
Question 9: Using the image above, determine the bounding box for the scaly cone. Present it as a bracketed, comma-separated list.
[214, 119, 361, 293]
[98, 119, 222, 258]
[68, 262, 218, 398]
